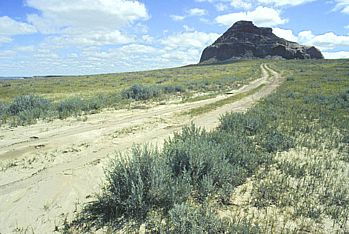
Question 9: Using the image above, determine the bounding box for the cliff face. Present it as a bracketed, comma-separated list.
[199, 21, 324, 63]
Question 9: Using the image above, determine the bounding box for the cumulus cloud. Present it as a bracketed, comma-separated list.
[161, 31, 219, 49]
[25, 0, 148, 47]
[272, 27, 349, 57]
[257, 0, 316, 7]
[215, 6, 287, 27]
[323, 51, 349, 59]
[299, 31, 349, 50]
[0, 16, 36, 35]
[0, 16, 36, 44]
[46, 31, 134, 47]
[170, 15, 186, 21]
[215, 3, 229, 11]
[272, 27, 349, 52]
[187, 8, 208, 16]
[196, 0, 315, 10]
[231, 0, 253, 9]
[298, 30, 314, 42]
[170, 8, 207, 21]
[273, 28, 298, 41]
[0, 36, 12, 44]
[333, 0, 349, 14]
[26, 0, 148, 33]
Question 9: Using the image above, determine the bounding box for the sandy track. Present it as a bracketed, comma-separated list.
[0, 64, 281, 233]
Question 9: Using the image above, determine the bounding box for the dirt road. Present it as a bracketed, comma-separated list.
[0, 64, 282, 233]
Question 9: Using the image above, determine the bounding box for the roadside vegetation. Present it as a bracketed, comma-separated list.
[0, 61, 261, 127]
[62, 59, 349, 233]
[185, 83, 265, 116]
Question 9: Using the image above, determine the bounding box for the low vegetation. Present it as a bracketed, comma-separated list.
[185, 83, 265, 116]
[63, 59, 349, 233]
[0, 61, 261, 127]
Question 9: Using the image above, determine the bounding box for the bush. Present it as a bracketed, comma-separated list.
[122, 84, 162, 101]
[8, 95, 50, 115]
[259, 129, 294, 153]
[0, 102, 8, 125]
[168, 203, 225, 233]
[219, 112, 265, 136]
[7, 95, 51, 125]
[163, 85, 185, 94]
[77, 123, 267, 231]
[210, 130, 270, 174]
[82, 146, 168, 225]
[168, 203, 261, 234]
[164, 125, 243, 201]
[57, 97, 86, 119]
[0, 102, 8, 116]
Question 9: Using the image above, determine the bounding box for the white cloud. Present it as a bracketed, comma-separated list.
[187, 8, 208, 16]
[0, 36, 12, 44]
[298, 30, 314, 42]
[215, 3, 229, 11]
[273, 28, 349, 55]
[0, 16, 36, 35]
[231, 0, 253, 9]
[170, 15, 186, 21]
[195, 0, 215, 2]
[215, 6, 287, 27]
[142, 35, 154, 43]
[0, 16, 36, 44]
[323, 51, 349, 59]
[170, 8, 207, 21]
[257, 0, 316, 7]
[15, 46, 35, 52]
[273, 28, 298, 41]
[302, 32, 349, 50]
[161, 31, 219, 49]
[333, 0, 349, 14]
[183, 25, 195, 31]
[25, 0, 148, 47]
[0, 50, 16, 58]
[46, 31, 133, 47]
[273, 28, 349, 52]
[26, 0, 149, 33]
[196, 0, 314, 10]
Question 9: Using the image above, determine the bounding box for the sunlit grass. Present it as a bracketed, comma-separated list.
[64, 59, 349, 233]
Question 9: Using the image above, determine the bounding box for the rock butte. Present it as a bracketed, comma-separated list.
[200, 21, 324, 63]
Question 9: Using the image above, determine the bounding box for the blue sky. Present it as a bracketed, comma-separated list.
[0, 0, 348, 76]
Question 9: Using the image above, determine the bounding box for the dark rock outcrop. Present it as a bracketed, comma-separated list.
[199, 21, 324, 63]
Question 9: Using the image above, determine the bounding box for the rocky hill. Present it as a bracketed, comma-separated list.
[200, 21, 324, 63]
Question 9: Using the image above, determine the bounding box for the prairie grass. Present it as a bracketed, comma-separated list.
[64, 59, 349, 233]
[0, 61, 262, 126]
[184, 83, 265, 116]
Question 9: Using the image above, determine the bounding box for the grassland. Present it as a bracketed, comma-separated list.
[0, 61, 261, 102]
[63, 59, 349, 233]
[0, 61, 261, 126]
[185, 83, 265, 116]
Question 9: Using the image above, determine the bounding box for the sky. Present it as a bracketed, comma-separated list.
[0, 0, 348, 76]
